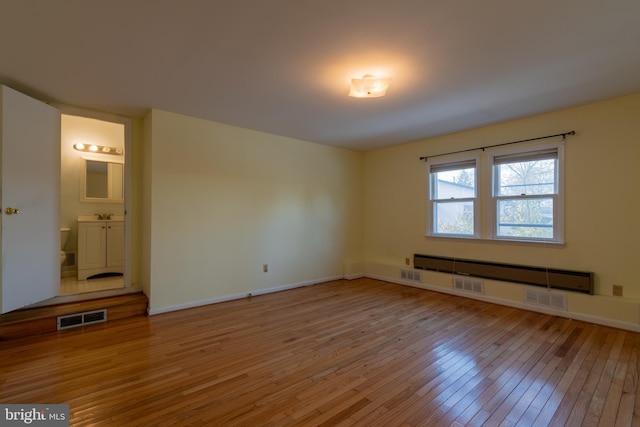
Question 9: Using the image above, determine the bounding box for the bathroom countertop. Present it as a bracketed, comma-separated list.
[77, 215, 124, 222]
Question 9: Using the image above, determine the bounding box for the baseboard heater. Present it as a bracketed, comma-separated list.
[413, 254, 593, 294]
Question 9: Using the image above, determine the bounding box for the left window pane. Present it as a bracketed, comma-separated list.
[429, 159, 477, 237]
[433, 167, 476, 198]
[434, 200, 474, 235]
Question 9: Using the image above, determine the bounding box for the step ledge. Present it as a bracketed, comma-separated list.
[0, 292, 147, 325]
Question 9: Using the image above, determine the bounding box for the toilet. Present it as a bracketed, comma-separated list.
[60, 227, 71, 265]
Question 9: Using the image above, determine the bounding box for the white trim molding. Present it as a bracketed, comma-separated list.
[148, 275, 343, 315]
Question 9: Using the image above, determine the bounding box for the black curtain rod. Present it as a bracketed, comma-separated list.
[419, 130, 575, 161]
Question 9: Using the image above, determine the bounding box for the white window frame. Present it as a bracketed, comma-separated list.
[489, 142, 565, 243]
[425, 141, 565, 244]
[426, 155, 480, 238]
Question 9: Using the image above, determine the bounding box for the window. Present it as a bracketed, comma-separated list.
[427, 158, 478, 237]
[426, 143, 564, 243]
[492, 147, 562, 242]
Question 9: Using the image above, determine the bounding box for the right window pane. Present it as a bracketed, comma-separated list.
[497, 198, 554, 239]
[495, 158, 556, 196]
[493, 148, 560, 241]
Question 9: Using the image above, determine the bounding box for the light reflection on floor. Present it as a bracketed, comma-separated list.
[422, 346, 480, 401]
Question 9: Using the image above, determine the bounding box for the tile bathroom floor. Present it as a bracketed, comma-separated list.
[60, 275, 124, 296]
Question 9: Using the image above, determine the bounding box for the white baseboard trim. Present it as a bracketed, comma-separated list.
[344, 272, 365, 280]
[365, 273, 640, 333]
[148, 275, 344, 316]
[250, 275, 343, 297]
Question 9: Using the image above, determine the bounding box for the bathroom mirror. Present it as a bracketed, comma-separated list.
[81, 159, 124, 202]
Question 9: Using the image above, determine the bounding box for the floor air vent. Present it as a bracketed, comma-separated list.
[453, 275, 484, 295]
[400, 269, 422, 282]
[57, 309, 107, 330]
[524, 288, 567, 311]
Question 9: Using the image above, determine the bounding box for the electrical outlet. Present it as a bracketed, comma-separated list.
[405, 258, 411, 266]
[612, 284, 623, 297]
[263, 264, 268, 273]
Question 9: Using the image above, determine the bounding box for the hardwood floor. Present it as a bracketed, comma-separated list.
[1, 278, 638, 426]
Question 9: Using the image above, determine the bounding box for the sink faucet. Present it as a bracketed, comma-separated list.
[94, 213, 114, 220]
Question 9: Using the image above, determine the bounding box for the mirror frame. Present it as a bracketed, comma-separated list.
[80, 158, 124, 203]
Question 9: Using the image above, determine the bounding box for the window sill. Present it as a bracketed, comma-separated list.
[425, 235, 565, 248]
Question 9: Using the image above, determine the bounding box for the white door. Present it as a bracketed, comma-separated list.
[1, 85, 60, 313]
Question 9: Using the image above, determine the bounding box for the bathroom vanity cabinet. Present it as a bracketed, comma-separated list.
[77, 219, 124, 280]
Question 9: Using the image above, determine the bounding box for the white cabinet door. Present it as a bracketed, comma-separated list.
[1, 85, 60, 313]
[106, 222, 124, 267]
[78, 222, 107, 271]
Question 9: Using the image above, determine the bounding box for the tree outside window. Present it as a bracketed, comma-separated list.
[494, 153, 558, 240]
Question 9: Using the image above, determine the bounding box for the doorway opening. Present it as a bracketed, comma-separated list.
[60, 113, 130, 298]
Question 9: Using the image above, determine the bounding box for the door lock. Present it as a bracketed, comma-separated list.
[4, 207, 19, 215]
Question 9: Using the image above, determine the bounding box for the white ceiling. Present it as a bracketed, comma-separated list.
[1, 1, 639, 151]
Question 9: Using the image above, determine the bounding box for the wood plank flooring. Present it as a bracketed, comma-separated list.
[1, 278, 639, 426]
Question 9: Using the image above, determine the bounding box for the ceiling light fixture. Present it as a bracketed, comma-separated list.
[74, 142, 123, 155]
[349, 74, 391, 98]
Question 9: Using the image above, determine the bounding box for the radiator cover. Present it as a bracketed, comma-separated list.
[413, 254, 593, 294]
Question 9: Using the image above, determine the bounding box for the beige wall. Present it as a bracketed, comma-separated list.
[362, 93, 640, 325]
[143, 109, 363, 313]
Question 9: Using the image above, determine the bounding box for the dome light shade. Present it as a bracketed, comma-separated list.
[349, 74, 391, 98]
